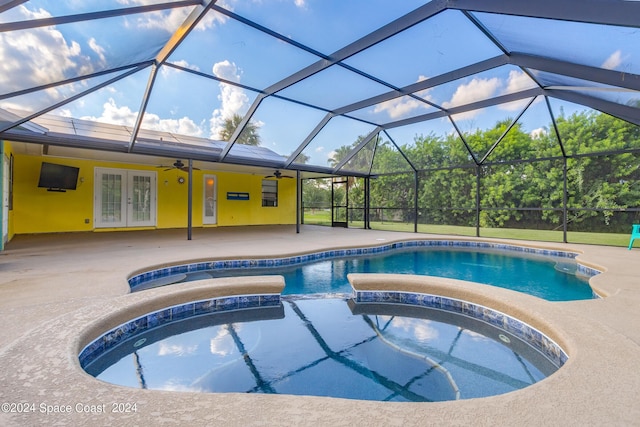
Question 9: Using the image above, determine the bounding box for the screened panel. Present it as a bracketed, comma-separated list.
[343, 10, 504, 89]
[167, 9, 320, 90]
[549, 99, 640, 154]
[386, 119, 474, 169]
[276, 65, 391, 111]
[0, 9, 177, 94]
[474, 12, 640, 75]
[302, 178, 332, 226]
[370, 138, 413, 174]
[567, 153, 640, 213]
[338, 136, 377, 175]
[450, 103, 523, 163]
[293, 116, 377, 168]
[347, 95, 437, 126]
[369, 172, 415, 224]
[426, 66, 538, 110]
[418, 167, 476, 227]
[481, 161, 564, 210]
[567, 210, 640, 242]
[484, 97, 563, 162]
[144, 67, 259, 140]
[217, 0, 427, 55]
[46, 67, 153, 133]
[0, 68, 139, 124]
[231, 96, 327, 160]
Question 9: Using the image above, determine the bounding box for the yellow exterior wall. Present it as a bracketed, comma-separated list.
[11, 151, 296, 235]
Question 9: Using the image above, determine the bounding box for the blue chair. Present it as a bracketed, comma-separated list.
[629, 224, 640, 250]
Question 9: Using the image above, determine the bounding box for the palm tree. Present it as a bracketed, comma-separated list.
[218, 114, 261, 146]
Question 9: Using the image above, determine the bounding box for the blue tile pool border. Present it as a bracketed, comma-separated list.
[128, 240, 600, 291]
[79, 290, 568, 375]
[354, 290, 569, 368]
[79, 293, 281, 369]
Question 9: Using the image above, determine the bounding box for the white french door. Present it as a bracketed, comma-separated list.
[203, 174, 217, 225]
[94, 168, 156, 228]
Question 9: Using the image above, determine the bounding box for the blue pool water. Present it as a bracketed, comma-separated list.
[140, 247, 594, 301]
[85, 297, 560, 401]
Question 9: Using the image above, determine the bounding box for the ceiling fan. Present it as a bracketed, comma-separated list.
[265, 170, 293, 179]
[157, 159, 199, 172]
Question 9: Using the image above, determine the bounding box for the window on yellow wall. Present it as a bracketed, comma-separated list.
[262, 180, 278, 207]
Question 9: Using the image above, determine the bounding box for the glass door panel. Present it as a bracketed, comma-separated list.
[128, 172, 155, 226]
[203, 175, 217, 225]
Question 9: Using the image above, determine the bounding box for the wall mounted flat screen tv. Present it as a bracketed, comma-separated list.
[38, 162, 80, 192]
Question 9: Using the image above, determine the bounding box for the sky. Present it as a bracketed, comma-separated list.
[0, 0, 638, 168]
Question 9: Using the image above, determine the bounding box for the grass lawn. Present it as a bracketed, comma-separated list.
[303, 210, 631, 247]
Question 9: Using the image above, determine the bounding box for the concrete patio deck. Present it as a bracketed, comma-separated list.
[0, 225, 638, 426]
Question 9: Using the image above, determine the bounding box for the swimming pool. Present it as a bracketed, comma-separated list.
[130, 242, 597, 301]
[81, 295, 563, 401]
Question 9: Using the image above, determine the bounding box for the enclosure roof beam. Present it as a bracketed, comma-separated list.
[509, 53, 640, 92]
[333, 55, 508, 116]
[447, 0, 640, 28]
[544, 89, 640, 126]
[381, 88, 543, 130]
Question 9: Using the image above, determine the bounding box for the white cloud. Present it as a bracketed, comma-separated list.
[498, 70, 539, 111]
[0, 6, 94, 97]
[373, 97, 424, 120]
[81, 98, 203, 137]
[209, 327, 235, 356]
[530, 127, 547, 139]
[602, 50, 624, 70]
[444, 77, 501, 121]
[158, 342, 198, 356]
[505, 70, 534, 93]
[167, 59, 200, 72]
[88, 37, 106, 65]
[209, 60, 251, 139]
[443, 77, 501, 110]
[373, 75, 432, 120]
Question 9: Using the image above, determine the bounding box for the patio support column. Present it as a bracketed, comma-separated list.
[365, 177, 370, 229]
[414, 171, 419, 233]
[187, 159, 193, 241]
[296, 170, 301, 234]
[563, 157, 568, 243]
[476, 165, 481, 237]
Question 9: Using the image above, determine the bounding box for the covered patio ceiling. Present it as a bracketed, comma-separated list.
[0, 0, 639, 177]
